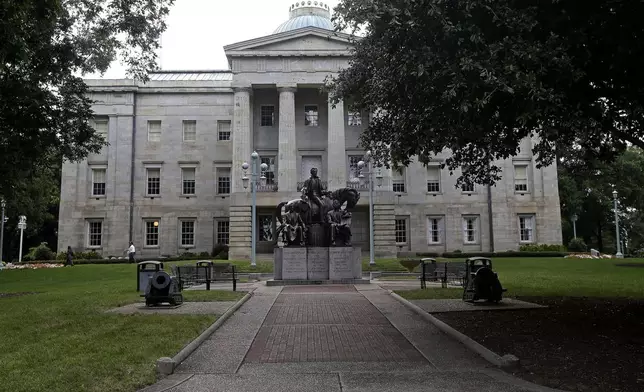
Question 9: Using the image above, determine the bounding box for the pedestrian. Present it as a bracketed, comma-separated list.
[128, 242, 136, 263]
[65, 246, 74, 267]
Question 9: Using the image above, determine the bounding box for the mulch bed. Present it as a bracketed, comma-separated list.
[0, 291, 39, 299]
[433, 297, 644, 392]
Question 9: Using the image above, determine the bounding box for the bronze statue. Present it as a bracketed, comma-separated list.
[327, 199, 353, 246]
[274, 170, 361, 247]
[276, 204, 306, 246]
[300, 167, 327, 223]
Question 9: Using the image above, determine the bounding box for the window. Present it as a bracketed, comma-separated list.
[348, 110, 362, 126]
[218, 121, 231, 141]
[182, 168, 196, 195]
[514, 165, 528, 192]
[183, 120, 196, 141]
[259, 215, 273, 241]
[260, 106, 275, 127]
[217, 168, 231, 194]
[261, 157, 276, 185]
[395, 218, 407, 244]
[462, 182, 475, 193]
[92, 168, 106, 196]
[427, 166, 441, 193]
[348, 155, 363, 181]
[427, 217, 443, 244]
[93, 118, 108, 140]
[463, 216, 479, 244]
[392, 168, 406, 193]
[146, 168, 161, 195]
[88, 221, 102, 248]
[145, 220, 159, 247]
[216, 220, 230, 245]
[180, 220, 195, 247]
[148, 120, 161, 142]
[519, 215, 535, 242]
[304, 105, 319, 126]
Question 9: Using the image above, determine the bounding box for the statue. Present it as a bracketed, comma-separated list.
[300, 167, 327, 223]
[276, 204, 306, 246]
[327, 199, 353, 246]
[274, 170, 361, 247]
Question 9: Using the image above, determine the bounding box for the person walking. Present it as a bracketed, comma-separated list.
[128, 242, 136, 263]
[65, 246, 74, 267]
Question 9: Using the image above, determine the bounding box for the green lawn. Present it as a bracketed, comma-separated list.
[172, 257, 410, 273]
[0, 264, 244, 392]
[396, 258, 644, 300]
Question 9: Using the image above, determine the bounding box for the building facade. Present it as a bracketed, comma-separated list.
[57, 2, 563, 260]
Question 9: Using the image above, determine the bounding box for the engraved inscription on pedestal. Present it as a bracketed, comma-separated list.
[307, 247, 329, 280]
[329, 247, 355, 280]
[282, 247, 308, 280]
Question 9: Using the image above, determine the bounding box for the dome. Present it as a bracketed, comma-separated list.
[274, 2, 334, 34]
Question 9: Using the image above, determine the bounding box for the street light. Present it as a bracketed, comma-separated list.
[0, 198, 5, 262]
[242, 151, 268, 267]
[358, 150, 383, 266]
[612, 190, 623, 258]
[571, 213, 578, 239]
[17, 215, 27, 263]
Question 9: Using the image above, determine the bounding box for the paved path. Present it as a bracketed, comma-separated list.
[141, 284, 561, 392]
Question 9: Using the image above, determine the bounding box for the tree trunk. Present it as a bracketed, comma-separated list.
[597, 221, 603, 252]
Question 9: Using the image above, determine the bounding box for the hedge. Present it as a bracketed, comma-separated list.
[415, 251, 567, 258]
[25, 255, 217, 265]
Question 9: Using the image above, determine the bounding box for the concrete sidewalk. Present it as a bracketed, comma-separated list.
[140, 284, 562, 392]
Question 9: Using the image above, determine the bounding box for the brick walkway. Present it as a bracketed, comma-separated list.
[244, 285, 426, 363]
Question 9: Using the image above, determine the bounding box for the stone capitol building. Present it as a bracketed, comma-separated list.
[57, 1, 563, 260]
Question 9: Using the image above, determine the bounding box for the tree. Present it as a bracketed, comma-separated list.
[328, 0, 644, 186]
[557, 147, 644, 253]
[0, 0, 174, 198]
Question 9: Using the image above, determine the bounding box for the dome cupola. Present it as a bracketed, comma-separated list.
[274, 2, 334, 34]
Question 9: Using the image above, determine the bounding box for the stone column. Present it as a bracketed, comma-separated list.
[278, 86, 297, 191]
[232, 87, 252, 193]
[228, 205, 252, 260]
[327, 99, 346, 189]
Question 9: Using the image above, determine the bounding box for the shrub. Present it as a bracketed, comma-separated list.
[441, 251, 566, 258]
[399, 259, 421, 272]
[212, 243, 229, 258]
[567, 238, 588, 252]
[198, 251, 210, 258]
[216, 251, 228, 260]
[519, 243, 566, 252]
[25, 242, 55, 261]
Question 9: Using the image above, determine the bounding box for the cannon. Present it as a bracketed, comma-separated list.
[462, 257, 506, 303]
[144, 270, 184, 307]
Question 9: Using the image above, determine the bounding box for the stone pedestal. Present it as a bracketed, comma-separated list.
[329, 246, 362, 280]
[271, 246, 365, 285]
[307, 247, 329, 279]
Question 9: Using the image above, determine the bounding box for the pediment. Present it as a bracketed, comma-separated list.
[224, 27, 354, 57]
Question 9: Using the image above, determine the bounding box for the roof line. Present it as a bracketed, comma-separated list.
[149, 69, 232, 74]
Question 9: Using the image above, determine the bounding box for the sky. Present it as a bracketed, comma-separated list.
[93, 0, 340, 79]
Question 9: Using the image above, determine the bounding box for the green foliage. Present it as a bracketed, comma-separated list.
[328, 0, 644, 186]
[24, 242, 55, 261]
[0, 0, 175, 207]
[441, 251, 566, 258]
[519, 244, 566, 252]
[216, 251, 229, 260]
[567, 238, 588, 252]
[399, 259, 421, 272]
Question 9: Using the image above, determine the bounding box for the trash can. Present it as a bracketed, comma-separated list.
[137, 260, 164, 292]
[196, 260, 213, 290]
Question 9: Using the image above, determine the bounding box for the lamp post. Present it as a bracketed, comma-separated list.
[358, 150, 383, 266]
[241, 151, 268, 267]
[17, 215, 27, 263]
[571, 214, 578, 239]
[0, 198, 5, 262]
[612, 190, 623, 258]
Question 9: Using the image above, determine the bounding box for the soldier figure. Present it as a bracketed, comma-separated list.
[278, 205, 306, 246]
[326, 199, 352, 246]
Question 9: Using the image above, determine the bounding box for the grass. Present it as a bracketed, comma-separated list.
[0, 263, 244, 392]
[396, 258, 644, 300]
